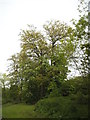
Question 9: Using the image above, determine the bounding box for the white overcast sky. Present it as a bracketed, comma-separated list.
[0, 0, 87, 75]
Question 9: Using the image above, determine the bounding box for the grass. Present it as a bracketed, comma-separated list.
[2, 103, 44, 118]
[2, 96, 88, 118]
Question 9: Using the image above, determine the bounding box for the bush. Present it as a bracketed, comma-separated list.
[35, 97, 73, 118]
[35, 96, 88, 118]
[76, 92, 88, 104]
[49, 88, 60, 97]
[70, 92, 88, 105]
[59, 81, 72, 96]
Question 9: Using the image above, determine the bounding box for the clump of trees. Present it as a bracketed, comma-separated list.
[1, 1, 90, 104]
[0, 1, 89, 118]
[2, 20, 76, 104]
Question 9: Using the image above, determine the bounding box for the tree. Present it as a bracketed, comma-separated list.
[71, 0, 89, 77]
[0, 73, 9, 90]
[19, 25, 50, 102]
[7, 21, 76, 104]
[43, 20, 75, 92]
[0, 73, 10, 103]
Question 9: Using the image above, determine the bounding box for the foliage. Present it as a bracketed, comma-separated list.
[1, 0, 89, 119]
[71, 0, 89, 76]
[4, 19, 75, 104]
[35, 75, 88, 118]
[35, 96, 88, 118]
[2, 75, 88, 118]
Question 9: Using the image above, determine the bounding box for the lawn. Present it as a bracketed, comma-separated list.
[2, 103, 44, 118]
[2, 97, 88, 118]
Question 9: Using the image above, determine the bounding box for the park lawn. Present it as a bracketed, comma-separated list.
[2, 103, 44, 118]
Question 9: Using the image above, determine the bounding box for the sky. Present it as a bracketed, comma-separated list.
[0, 0, 84, 76]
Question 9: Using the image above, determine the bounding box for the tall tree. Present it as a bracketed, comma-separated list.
[43, 20, 75, 91]
[71, 0, 89, 77]
[7, 21, 75, 103]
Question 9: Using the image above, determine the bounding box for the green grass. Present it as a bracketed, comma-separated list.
[2, 96, 88, 118]
[2, 103, 44, 118]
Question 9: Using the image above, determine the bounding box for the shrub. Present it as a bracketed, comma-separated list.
[76, 92, 88, 104]
[35, 96, 88, 118]
[59, 81, 71, 96]
[35, 97, 72, 118]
